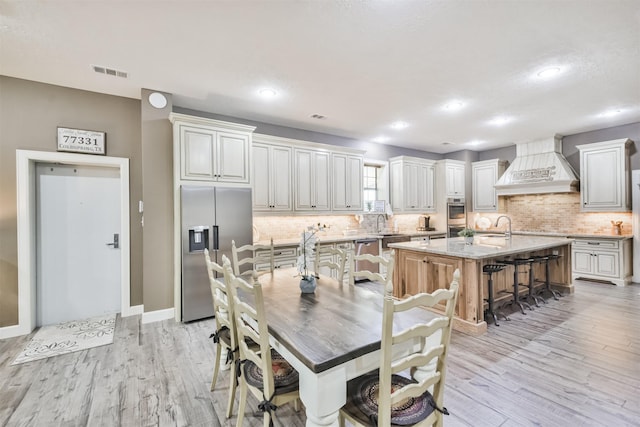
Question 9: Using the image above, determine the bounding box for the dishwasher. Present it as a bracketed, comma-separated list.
[354, 238, 380, 278]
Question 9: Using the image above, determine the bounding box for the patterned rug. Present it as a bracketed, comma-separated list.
[11, 314, 116, 365]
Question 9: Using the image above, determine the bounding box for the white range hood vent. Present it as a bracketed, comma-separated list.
[495, 135, 579, 196]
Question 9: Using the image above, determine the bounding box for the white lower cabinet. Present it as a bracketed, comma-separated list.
[571, 238, 632, 286]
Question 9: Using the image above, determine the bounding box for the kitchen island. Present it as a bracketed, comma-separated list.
[389, 235, 574, 335]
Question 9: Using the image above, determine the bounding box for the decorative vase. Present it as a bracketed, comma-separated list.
[300, 275, 317, 294]
[465, 236, 474, 245]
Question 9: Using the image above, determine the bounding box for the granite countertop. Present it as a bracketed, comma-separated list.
[256, 230, 447, 247]
[479, 230, 632, 240]
[388, 235, 574, 260]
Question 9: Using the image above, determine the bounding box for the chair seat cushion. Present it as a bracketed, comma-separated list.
[218, 327, 232, 347]
[243, 349, 299, 395]
[344, 372, 437, 426]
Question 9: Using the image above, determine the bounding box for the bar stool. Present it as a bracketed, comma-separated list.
[525, 258, 546, 307]
[482, 264, 510, 326]
[496, 258, 534, 315]
[534, 254, 563, 300]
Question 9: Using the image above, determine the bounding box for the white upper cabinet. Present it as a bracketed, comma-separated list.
[577, 139, 631, 212]
[170, 113, 255, 185]
[294, 148, 331, 211]
[332, 153, 363, 211]
[389, 156, 436, 212]
[252, 141, 292, 212]
[472, 159, 507, 212]
[440, 160, 465, 198]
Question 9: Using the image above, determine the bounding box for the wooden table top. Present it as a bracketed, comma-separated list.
[255, 268, 437, 373]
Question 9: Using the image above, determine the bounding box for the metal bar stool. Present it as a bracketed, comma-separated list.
[534, 254, 563, 300]
[496, 258, 534, 315]
[525, 258, 546, 307]
[483, 264, 510, 326]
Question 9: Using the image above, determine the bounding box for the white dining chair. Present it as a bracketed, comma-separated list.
[231, 238, 274, 281]
[314, 242, 349, 284]
[223, 260, 300, 427]
[339, 269, 461, 427]
[348, 251, 395, 289]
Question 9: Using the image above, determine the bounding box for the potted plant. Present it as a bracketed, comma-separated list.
[458, 228, 476, 245]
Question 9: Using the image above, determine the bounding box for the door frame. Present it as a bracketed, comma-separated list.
[10, 149, 131, 338]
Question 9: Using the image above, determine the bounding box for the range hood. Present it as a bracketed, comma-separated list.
[495, 135, 579, 195]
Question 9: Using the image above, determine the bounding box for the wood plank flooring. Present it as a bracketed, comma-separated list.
[1, 279, 639, 426]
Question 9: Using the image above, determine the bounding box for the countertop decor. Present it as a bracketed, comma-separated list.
[297, 223, 328, 293]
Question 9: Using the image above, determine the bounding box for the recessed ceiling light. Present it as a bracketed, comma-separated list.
[488, 116, 511, 126]
[373, 136, 389, 143]
[600, 109, 623, 117]
[443, 101, 465, 111]
[148, 92, 167, 109]
[258, 88, 277, 98]
[535, 66, 562, 79]
[390, 121, 409, 130]
[468, 139, 484, 146]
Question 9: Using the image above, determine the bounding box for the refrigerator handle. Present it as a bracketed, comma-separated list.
[212, 225, 219, 251]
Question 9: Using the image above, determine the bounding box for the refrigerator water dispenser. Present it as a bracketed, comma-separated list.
[188, 227, 209, 252]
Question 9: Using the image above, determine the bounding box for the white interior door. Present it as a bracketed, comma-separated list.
[36, 163, 121, 326]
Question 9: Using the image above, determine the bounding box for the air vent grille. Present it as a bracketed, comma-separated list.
[92, 65, 128, 78]
[310, 114, 327, 120]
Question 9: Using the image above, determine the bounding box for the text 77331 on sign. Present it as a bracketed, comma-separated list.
[57, 127, 106, 155]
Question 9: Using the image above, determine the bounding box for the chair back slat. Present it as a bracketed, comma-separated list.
[348, 251, 395, 290]
[231, 238, 275, 280]
[223, 260, 276, 400]
[204, 250, 236, 347]
[376, 268, 460, 427]
[314, 243, 348, 283]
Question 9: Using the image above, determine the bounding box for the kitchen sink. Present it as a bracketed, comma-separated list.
[479, 234, 506, 239]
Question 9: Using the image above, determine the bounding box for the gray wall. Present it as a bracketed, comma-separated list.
[141, 89, 174, 312]
[0, 76, 143, 327]
[173, 107, 444, 161]
[479, 122, 640, 173]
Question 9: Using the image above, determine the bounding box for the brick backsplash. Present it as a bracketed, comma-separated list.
[470, 193, 633, 235]
[255, 193, 632, 240]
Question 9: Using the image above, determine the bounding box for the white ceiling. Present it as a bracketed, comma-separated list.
[1, 1, 639, 153]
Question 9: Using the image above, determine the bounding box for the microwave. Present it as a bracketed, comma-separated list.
[447, 201, 466, 224]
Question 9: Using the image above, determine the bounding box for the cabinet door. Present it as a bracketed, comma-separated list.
[581, 147, 623, 210]
[446, 164, 465, 197]
[333, 154, 363, 211]
[180, 125, 216, 180]
[271, 146, 292, 211]
[216, 132, 249, 183]
[252, 143, 272, 210]
[403, 163, 420, 210]
[473, 163, 498, 211]
[572, 250, 593, 274]
[419, 163, 435, 211]
[400, 251, 428, 297]
[346, 155, 363, 210]
[594, 252, 619, 277]
[295, 150, 330, 211]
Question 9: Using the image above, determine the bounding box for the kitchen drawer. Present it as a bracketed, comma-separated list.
[272, 247, 298, 258]
[572, 239, 619, 249]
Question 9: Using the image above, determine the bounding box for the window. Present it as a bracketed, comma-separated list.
[363, 165, 379, 211]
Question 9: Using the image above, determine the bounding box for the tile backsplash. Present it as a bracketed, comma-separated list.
[255, 193, 633, 241]
[471, 193, 633, 235]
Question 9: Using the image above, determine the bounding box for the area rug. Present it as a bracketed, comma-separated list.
[11, 314, 116, 365]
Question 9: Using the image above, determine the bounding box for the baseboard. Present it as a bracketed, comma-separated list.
[141, 307, 175, 324]
[123, 305, 144, 317]
[0, 323, 31, 340]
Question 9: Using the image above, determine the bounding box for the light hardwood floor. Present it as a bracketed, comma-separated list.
[1, 279, 639, 427]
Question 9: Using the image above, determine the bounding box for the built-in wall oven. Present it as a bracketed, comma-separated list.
[446, 198, 467, 237]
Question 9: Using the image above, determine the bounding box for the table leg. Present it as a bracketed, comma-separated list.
[298, 368, 345, 427]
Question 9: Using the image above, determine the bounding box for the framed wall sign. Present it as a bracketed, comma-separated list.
[57, 127, 106, 155]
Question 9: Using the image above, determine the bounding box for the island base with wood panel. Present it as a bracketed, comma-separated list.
[389, 235, 573, 335]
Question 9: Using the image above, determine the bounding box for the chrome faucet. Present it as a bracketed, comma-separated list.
[495, 215, 512, 239]
[377, 214, 386, 233]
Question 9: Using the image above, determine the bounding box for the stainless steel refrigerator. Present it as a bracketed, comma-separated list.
[181, 186, 252, 322]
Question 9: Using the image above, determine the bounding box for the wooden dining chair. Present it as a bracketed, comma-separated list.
[348, 251, 395, 289]
[339, 269, 460, 427]
[223, 260, 300, 427]
[231, 238, 275, 281]
[314, 242, 349, 283]
[203, 250, 238, 418]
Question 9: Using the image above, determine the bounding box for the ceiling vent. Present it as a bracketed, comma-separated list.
[310, 114, 327, 120]
[92, 65, 128, 78]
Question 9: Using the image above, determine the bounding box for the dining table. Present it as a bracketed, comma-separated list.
[254, 268, 441, 427]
